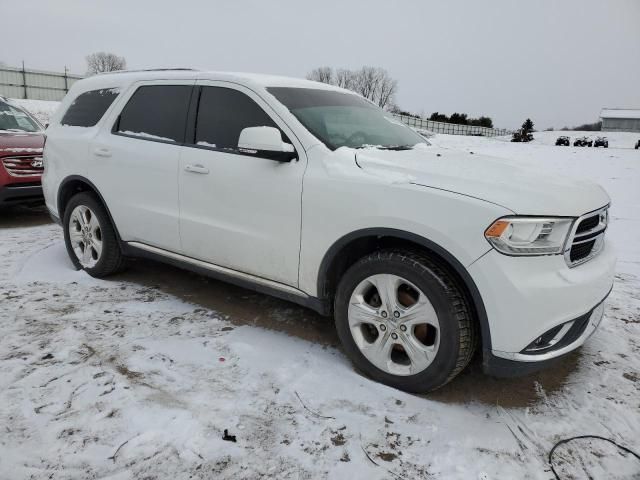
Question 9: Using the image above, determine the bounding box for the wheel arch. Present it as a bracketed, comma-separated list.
[57, 175, 122, 243]
[317, 228, 492, 354]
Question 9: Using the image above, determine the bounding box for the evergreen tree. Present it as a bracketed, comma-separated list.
[522, 118, 534, 134]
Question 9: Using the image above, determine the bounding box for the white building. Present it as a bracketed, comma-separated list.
[600, 108, 640, 133]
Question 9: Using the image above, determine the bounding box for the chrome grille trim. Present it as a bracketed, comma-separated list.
[564, 205, 608, 268]
[1, 156, 44, 177]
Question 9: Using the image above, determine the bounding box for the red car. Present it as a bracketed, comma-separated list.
[0, 97, 45, 206]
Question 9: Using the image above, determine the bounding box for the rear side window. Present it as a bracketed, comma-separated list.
[61, 88, 119, 127]
[195, 87, 279, 149]
[115, 85, 192, 143]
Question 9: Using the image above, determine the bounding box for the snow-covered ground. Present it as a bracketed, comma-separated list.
[1, 134, 639, 479]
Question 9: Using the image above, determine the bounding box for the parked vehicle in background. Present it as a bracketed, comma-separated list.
[574, 136, 593, 147]
[593, 137, 608, 148]
[0, 97, 45, 206]
[42, 70, 616, 392]
[635, 139, 639, 150]
[555, 136, 570, 146]
[510, 129, 533, 142]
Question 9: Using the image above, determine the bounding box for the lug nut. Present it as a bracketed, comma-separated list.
[391, 333, 398, 340]
[394, 311, 400, 318]
[380, 324, 387, 331]
[381, 311, 388, 318]
[400, 325, 407, 332]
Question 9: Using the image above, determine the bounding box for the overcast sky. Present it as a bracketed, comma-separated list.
[3, 0, 639, 129]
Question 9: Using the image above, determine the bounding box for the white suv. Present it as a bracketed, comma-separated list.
[42, 69, 616, 392]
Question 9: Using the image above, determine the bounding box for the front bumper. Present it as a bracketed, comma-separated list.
[469, 241, 615, 375]
[483, 295, 607, 377]
[0, 183, 43, 205]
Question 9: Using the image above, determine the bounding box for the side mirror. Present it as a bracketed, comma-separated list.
[238, 126, 297, 162]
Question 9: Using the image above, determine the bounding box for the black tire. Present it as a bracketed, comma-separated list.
[334, 249, 477, 393]
[63, 192, 124, 278]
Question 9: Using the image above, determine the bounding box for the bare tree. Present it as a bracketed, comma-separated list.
[372, 69, 397, 109]
[305, 65, 398, 109]
[349, 66, 397, 109]
[306, 66, 333, 84]
[352, 66, 378, 100]
[334, 68, 355, 90]
[86, 52, 127, 75]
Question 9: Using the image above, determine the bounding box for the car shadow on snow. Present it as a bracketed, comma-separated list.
[0, 204, 50, 228]
[110, 256, 578, 409]
[112, 257, 341, 347]
[427, 350, 579, 408]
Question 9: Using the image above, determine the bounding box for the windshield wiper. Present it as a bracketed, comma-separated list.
[376, 145, 414, 151]
[353, 144, 415, 150]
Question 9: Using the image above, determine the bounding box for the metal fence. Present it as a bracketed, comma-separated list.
[392, 113, 512, 137]
[0, 65, 84, 101]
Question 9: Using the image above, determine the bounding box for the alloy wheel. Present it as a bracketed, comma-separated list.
[68, 205, 103, 268]
[348, 273, 440, 376]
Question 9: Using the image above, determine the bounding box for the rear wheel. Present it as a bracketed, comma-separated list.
[63, 192, 124, 277]
[334, 250, 477, 392]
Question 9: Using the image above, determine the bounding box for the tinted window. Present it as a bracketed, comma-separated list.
[61, 88, 119, 127]
[195, 87, 279, 149]
[116, 85, 192, 143]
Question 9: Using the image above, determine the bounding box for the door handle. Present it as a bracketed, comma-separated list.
[185, 164, 210, 174]
[93, 147, 112, 158]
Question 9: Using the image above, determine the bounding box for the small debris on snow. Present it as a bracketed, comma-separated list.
[222, 429, 237, 442]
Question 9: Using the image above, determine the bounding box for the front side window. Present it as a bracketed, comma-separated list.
[194, 87, 279, 150]
[116, 85, 192, 143]
[267, 87, 426, 150]
[0, 101, 43, 133]
[61, 88, 119, 127]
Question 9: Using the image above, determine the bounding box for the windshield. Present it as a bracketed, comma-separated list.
[267, 87, 426, 150]
[0, 101, 42, 133]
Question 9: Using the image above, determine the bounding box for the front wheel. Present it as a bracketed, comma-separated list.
[334, 250, 477, 392]
[63, 192, 124, 277]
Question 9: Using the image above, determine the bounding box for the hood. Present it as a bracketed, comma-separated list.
[354, 145, 610, 216]
[0, 132, 44, 156]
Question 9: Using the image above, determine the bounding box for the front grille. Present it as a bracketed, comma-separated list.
[565, 206, 608, 267]
[575, 215, 599, 234]
[570, 239, 596, 262]
[1, 156, 44, 177]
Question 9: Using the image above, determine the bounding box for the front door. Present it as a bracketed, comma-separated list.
[178, 82, 306, 286]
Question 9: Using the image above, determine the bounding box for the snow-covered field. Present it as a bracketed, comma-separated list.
[1, 133, 639, 479]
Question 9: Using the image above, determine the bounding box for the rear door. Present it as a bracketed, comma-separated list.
[178, 82, 306, 286]
[90, 81, 194, 252]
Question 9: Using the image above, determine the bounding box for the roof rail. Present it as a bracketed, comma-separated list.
[96, 68, 198, 76]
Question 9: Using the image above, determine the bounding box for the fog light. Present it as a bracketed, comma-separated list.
[524, 324, 565, 352]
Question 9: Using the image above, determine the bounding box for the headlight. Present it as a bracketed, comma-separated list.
[485, 216, 574, 256]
